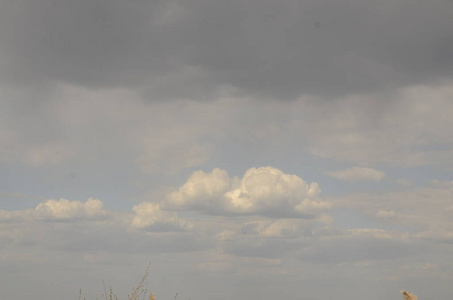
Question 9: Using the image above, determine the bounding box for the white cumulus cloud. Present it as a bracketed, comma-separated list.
[131, 202, 191, 232]
[163, 167, 331, 218]
[325, 167, 385, 182]
[34, 198, 107, 220]
[0, 198, 108, 223]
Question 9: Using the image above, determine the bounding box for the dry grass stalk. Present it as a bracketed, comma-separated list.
[401, 290, 417, 300]
[128, 263, 152, 300]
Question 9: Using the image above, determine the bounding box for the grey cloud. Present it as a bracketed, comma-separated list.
[223, 236, 303, 259]
[0, 0, 165, 87]
[1, 0, 452, 99]
[218, 218, 325, 259]
[59, 229, 207, 254]
[325, 167, 385, 182]
[304, 93, 453, 167]
[0, 212, 209, 254]
[329, 180, 453, 235]
[220, 227, 419, 263]
[299, 232, 421, 263]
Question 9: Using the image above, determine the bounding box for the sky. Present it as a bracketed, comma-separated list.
[0, 1, 452, 299]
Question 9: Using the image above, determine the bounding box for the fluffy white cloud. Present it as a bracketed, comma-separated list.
[34, 198, 107, 220]
[0, 198, 204, 257]
[163, 167, 331, 218]
[1, 198, 109, 223]
[131, 202, 191, 232]
[163, 168, 231, 211]
[0, 197, 191, 234]
[325, 167, 385, 182]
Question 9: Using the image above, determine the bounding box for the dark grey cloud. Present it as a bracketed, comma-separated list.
[0, 0, 165, 87]
[1, 0, 452, 99]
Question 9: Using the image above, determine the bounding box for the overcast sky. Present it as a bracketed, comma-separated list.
[1, 1, 452, 300]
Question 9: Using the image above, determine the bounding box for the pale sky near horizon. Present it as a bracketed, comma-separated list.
[1, 1, 452, 300]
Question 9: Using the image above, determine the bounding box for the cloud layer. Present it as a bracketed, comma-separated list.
[164, 167, 331, 218]
[1, 0, 452, 99]
[1, 2, 453, 298]
[1, 175, 452, 300]
[325, 167, 385, 182]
